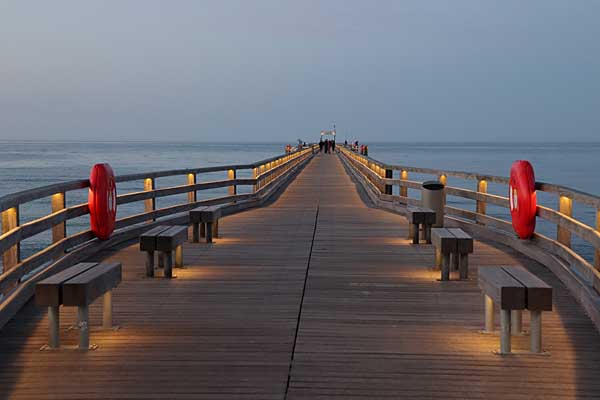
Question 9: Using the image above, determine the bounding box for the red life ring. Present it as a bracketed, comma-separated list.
[88, 163, 117, 240]
[509, 160, 536, 239]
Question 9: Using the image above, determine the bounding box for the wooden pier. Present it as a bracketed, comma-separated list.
[2, 151, 600, 399]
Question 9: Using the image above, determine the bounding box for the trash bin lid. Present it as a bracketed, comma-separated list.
[422, 180, 445, 190]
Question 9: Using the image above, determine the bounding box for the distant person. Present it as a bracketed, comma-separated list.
[331, 140, 336, 153]
[319, 139, 324, 153]
[344, 140, 348, 147]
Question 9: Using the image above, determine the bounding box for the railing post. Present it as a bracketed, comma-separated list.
[476, 179, 487, 223]
[252, 167, 258, 193]
[438, 174, 447, 186]
[51, 192, 66, 243]
[144, 178, 156, 221]
[557, 195, 572, 247]
[400, 170, 408, 198]
[259, 164, 265, 190]
[187, 173, 196, 203]
[385, 169, 393, 195]
[228, 169, 237, 196]
[596, 209, 600, 270]
[1, 206, 20, 270]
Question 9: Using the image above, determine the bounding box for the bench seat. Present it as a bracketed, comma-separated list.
[479, 265, 552, 354]
[190, 205, 223, 243]
[431, 228, 473, 280]
[36, 262, 122, 350]
[140, 225, 187, 278]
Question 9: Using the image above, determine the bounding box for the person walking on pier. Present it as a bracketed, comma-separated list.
[319, 138, 324, 153]
[331, 140, 336, 153]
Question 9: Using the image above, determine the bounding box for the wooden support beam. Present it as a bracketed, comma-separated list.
[259, 164, 266, 190]
[51, 192, 66, 243]
[438, 174, 447, 186]
[557, 195, 572, 247]
[596, 209, 600, 270]
[228, 169, 237, 196]
[144, 178, 155, 218]
[476, 179, 487, 216]
[385, 169, 393, 195]
[1, 207, 20, 271]
[400, 170, 408, 198]
[252, 167, 258, 192]
[187, 174, 196, 203]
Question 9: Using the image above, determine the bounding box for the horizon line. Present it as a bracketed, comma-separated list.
[1, 139, 600, 145]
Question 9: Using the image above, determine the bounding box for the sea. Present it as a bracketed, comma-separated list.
[0, 141, 598, 268]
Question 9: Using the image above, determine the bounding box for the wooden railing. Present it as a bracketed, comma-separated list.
[339, 146, 600, 328]
[0, 145, 317, 327]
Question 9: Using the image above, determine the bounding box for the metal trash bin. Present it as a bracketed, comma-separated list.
[422, 180, 445, 227]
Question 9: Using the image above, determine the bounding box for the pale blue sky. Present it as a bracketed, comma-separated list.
[1, 1, 599, 142]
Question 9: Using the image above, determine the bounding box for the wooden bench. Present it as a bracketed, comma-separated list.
[140, 225, 187, 278]
[479, 266, 552, 354]
[35, 262, 121, 350]
[431, 228, 473, 280]
[407, 207, 436, 244]
[190, 205, 222, 243]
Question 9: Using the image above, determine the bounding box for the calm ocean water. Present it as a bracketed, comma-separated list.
[0, 141, 598, 265]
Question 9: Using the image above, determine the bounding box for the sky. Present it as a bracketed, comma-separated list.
[1, 1, 599, 142]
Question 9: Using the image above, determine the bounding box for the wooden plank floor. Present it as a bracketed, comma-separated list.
[1, 153, 600, 399]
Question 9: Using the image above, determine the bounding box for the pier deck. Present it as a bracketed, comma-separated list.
[1, 154, 600, 399]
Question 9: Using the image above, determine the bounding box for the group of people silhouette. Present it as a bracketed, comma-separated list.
[319, 139, 336, 154]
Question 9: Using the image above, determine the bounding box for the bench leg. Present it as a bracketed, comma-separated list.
[459, 253, 468, 280]
[200, 222, 206, 238]
[424, 224, 431, 244]
[530, 311, 542, 353]
[48, 306, 60, 349]
[213, 220, 219, 239]
[452, 252, 459, 271]
[441, 253, 450, 281]
[484, 295, 494, 332]
[175, 245, 183, 268]
[500, 309, 511, 354]
[164, 251, 173, 278]
[412, 223, 419, 244]
[103, 291, 113, 329]
[145, 251, 155, 277]
[435, 248, 442, 268]
[206, 222, 213, 243]
[158, 251, 164, 268]
[192, 223, 200, 243]
[511, 310, 523, 335]
[78, 305, 89, 350]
